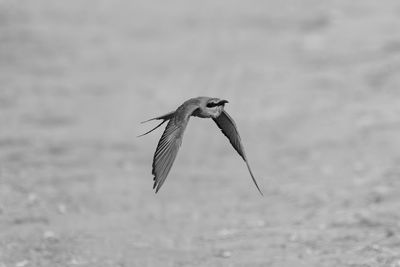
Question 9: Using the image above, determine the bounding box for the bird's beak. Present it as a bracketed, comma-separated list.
[219, 100, 229, 105]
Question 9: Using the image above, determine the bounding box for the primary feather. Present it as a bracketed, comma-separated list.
[213, 110, 263, 195]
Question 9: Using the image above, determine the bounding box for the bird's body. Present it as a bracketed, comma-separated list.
[139, 96, 263, 195]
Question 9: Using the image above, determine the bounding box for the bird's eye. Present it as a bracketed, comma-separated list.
[206, 102, 218, 108]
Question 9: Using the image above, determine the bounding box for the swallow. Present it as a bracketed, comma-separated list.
[139, 96, 263, 195]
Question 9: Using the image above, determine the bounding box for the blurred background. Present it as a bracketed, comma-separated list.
[1, 0, 400, 266]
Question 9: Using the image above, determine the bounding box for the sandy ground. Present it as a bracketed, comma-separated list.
[1, 0, 400, 266]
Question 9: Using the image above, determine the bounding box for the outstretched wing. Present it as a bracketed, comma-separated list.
[213, 110, 263, 195]
[152, 103, 199, 193]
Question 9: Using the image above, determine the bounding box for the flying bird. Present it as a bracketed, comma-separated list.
[139, 97, 263, 195]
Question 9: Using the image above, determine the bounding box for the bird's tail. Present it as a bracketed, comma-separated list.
[140, 111, 175, 124]
[137, 111, 175, 137]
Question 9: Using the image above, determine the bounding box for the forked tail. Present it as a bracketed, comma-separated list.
[137, 111, 175, 137]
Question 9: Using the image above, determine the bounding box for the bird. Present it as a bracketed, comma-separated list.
[139, 96, 263, 195]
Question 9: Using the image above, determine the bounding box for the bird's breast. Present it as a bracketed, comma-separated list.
[193, 106, 224, 118]
[192, 109, 209, 118]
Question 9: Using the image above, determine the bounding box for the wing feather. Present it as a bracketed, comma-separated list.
[151, 102, 199, 193]
[152, 121, 182, 192]
[213, 110, 263, 195]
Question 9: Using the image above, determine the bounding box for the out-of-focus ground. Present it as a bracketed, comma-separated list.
[1, 0, 400, 266]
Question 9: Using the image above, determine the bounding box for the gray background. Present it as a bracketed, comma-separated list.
[1, 0, 400, 266]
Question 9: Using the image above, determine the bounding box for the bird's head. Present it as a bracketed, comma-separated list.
[204, 98, 229, 118]
[205, 98, 229, 108]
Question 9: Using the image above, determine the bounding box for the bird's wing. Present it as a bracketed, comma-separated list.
[152, 104, 199, 193]
[213, 110, 263, 195]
